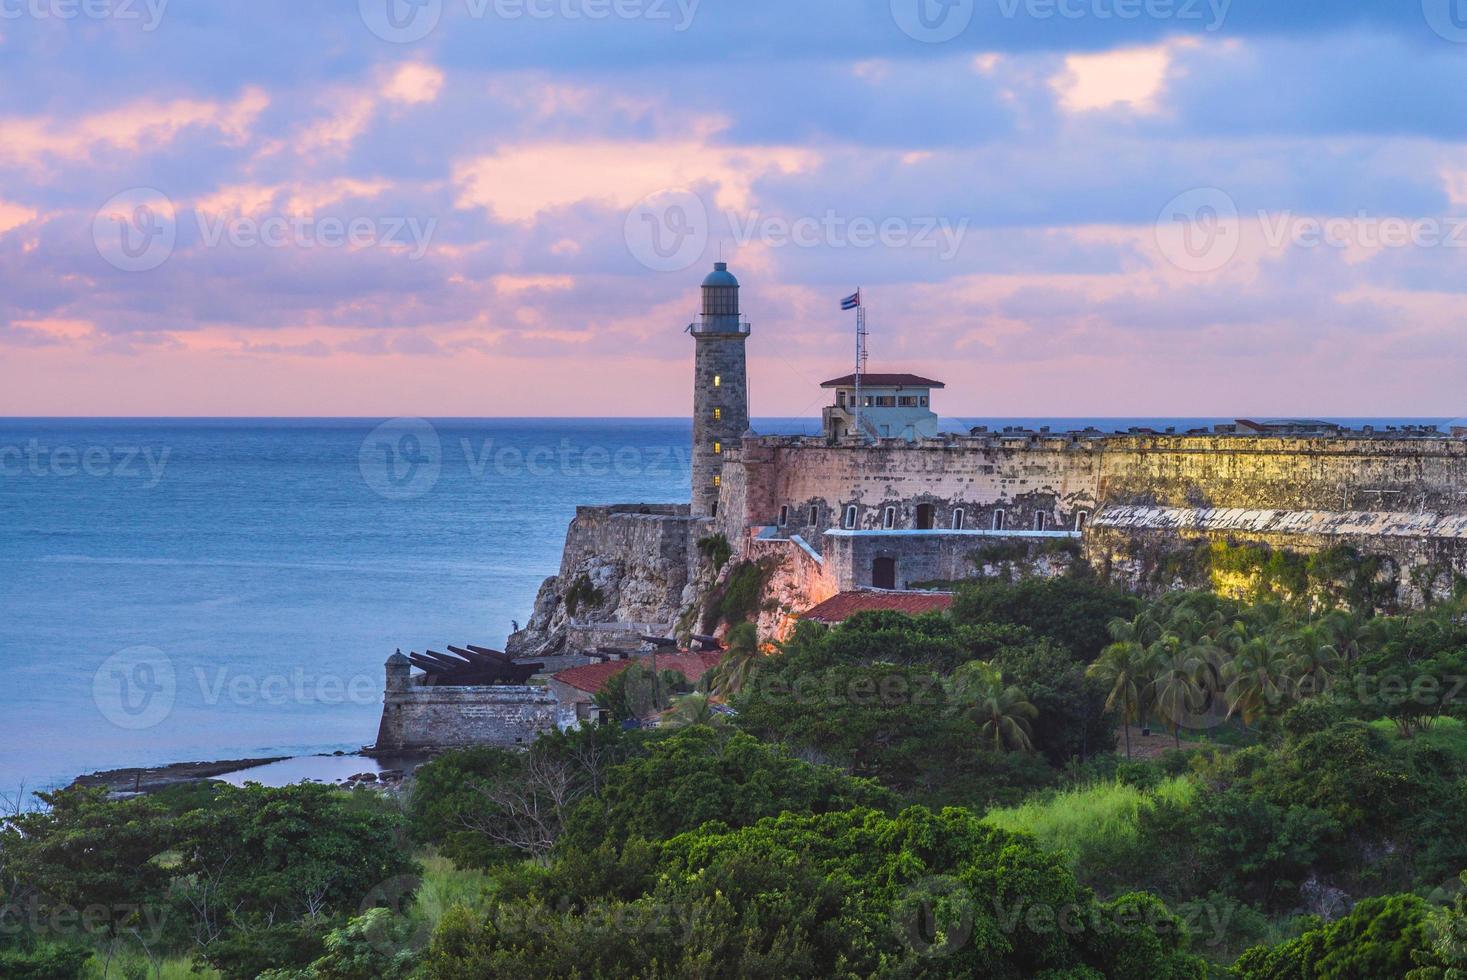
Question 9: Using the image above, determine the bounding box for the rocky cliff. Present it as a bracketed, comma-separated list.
[506, 504, 719, 659]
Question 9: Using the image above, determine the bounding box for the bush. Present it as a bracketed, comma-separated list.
[950, 578, 1140, 663]
[560, 727, 893, 853]
[1233, 894, 1439, 979]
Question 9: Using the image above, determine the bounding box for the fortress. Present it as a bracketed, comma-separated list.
[509, 262, 1467, 659]
[376, 263, 1467, 750]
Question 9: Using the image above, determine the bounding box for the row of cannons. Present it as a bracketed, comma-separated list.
[398, 633, 726, 688]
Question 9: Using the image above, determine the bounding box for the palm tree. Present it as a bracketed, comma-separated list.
[1145, 635, 1207, 748]
[705, 622, 762, 698]
[949, 661, 1038, 753]
[1285, 624, 1342, 699]
[1087, 640, 1151, 758]
[1223, 635, 1293, 729]
[660, 692, 727, 729]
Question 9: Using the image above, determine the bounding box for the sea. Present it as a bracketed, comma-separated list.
[0, 416, 1449, 798]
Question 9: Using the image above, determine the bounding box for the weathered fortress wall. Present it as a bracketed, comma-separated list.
[714, 433, 1467, 620]
[507, 504, 715, 658]
[1097, 435, 1467, 512]
[373, 656, 559, 752]
[720, 433, 1103, 543]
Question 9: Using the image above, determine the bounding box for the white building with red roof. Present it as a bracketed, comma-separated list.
[820, 372, 944, 442]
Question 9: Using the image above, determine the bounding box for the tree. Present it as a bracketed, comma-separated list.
[660, 692, 728, 729]
[705, 621, 762, 697]
[994, 640, 1116, 764]
[1284, 622, 1343, 700]
[1234, 894, 1439, 979]
[559, 727, 891, 854]
[2, 786, 174, 977]
[173, 784, 416, 979]
[948, 661, 1037, 752]
[951, 577, 1141, 663]
[421, 806, 1205, 979]
[1408, 871, 1467, 979]
[1088, 634, 1152, 758]
[1146, 635, 1208, 748]
[1224, 635, 1293, 728]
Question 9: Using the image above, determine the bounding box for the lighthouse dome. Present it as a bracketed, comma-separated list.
[702, 262, 739, 288]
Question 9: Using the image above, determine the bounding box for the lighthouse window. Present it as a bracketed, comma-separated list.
[713, 475, 721, 488]
[714, 408, 722, 421]
[714, 442, 722, 455]
[714, 375, 722, 387]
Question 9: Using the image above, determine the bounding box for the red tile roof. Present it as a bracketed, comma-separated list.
[820, 373, 945, 389]
[551, 651, 724, 695]
[800, 590, 955, 624]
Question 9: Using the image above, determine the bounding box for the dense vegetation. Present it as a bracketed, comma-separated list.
[8, 573, 1467, 977]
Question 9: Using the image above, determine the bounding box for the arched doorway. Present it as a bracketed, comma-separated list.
[872, 556, 897, 590]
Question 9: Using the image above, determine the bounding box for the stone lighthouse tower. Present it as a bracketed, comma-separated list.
[690, 262, 749, 518]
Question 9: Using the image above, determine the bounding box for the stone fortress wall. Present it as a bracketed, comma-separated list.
[372, 655, 560, 752]
[715, 429, 1467, 624]
[506, 503, 714, 661]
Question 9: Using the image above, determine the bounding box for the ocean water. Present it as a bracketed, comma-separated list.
[0, 416, 1448, 796]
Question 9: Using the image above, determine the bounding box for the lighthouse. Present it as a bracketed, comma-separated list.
[689, 262, 750, 518]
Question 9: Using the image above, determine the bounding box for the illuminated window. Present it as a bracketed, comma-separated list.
[714, 375, 722, 387]
[713, 475, 721, 487]
[714, 442, 722, 455]
[714, 408, 722, 421]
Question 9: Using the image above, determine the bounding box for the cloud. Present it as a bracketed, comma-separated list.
[453, 138, 819, 221]
[0, 201, 38, 235]
[1051, 41, 1190, 115]
[0, 88, 267, 169]
[382, 63, 446, 105]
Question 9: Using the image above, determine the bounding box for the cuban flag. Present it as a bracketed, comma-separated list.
[840, 290, 861, 311]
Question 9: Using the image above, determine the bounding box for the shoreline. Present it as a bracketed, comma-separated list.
[68, 749, 432, 798]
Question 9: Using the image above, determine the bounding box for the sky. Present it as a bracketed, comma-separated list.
[3, 0, 1467, 417]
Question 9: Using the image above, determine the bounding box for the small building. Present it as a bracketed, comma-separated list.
[800, 589, 955, 624]
[821, 372, 943, 442]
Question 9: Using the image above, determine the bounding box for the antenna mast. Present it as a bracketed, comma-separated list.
[855, 299, 868, 441]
